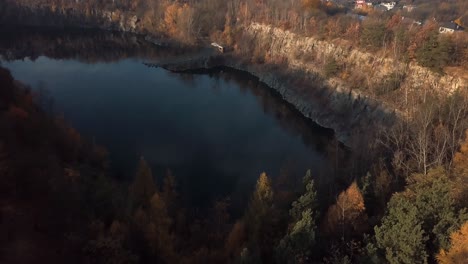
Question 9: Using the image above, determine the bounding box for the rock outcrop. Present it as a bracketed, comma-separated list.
[246, 23, 467, 95]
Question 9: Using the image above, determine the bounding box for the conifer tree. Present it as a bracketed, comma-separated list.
[289, 170, 317, 222]
[374, 195, 428, 264]
[375, 168, 467, 264]
[276, 170, 318, 263]
[129, 157, 156, 209]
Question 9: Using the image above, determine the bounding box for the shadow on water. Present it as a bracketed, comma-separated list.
[177, 67, 337, 152]
[0, 25, 197, 63]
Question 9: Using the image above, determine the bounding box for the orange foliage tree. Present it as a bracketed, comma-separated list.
[302, 0, 322, 11]
[164, 3, 179, 36]
[163, 3, 194, 42]
[145, 192, 175, 261]
[129, 157, 156, 208]
[225, 220, 246, 258]
[453, 129, 468, 176]
[452, 129, 468, 206]
[323, 181, 367, 237]
[437, 221, 468, 264]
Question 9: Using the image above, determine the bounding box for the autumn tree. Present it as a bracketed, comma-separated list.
[276, 170, 318, 263]
[225, 220, 246, 259]
[452, 129, 468, 206]
[129, 157, 156, 209]
[243, 172, 275, 262]
[164, 3, 180, 36]
[164, 3, 195, 42]
[301, 0, 322, 11]
[437, 221, 468, 264]
[324, 181, 367, 238]
[145, 192, 176, 262]
[84, 220, 138, 264]
[161, 169, 178, 217]
[248, 172, 274, 216]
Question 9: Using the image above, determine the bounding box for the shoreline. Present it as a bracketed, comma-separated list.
[152, 53, 396, 146]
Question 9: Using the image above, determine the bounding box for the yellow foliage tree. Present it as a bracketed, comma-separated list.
[163, 3, 194, 42]
[225, 220, 246, 257]
[129, 157, 156, 208]
[164, 3, 180, 37]
[301, 0, 322, 10]
[452, 129, 468, 206]
[243, 172, 275, 260]
[453, 130, 468, 176]
[324, 181, 367, 237]
[254, 172, 274, 203]
[146, 193, 175, 261]
[437, 221, 468, 264]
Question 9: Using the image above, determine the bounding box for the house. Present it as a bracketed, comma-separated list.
[402, 5, 416, 12]
[380, 2, 396, 10]
[355, 0, 366, 9]
[401, 17, 422, 27]
[439, 22, 464, 34]
[355, 0, 373, 9]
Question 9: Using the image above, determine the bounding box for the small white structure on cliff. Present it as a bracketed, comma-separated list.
[211, 43, 224, 53]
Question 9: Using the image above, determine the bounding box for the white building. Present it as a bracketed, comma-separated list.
[355, 0, 366, 9]
[439, 22, 463, 34]
[380, 2, 396, 11]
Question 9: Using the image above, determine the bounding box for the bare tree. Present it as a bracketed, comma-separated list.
[379, 90, 468, 176]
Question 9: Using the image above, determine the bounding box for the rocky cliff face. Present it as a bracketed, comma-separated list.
[246, 23, 467, 95]
[222, 61, 396, 145]
[158, 23, 467, 144]
[157, 53, 395, 145]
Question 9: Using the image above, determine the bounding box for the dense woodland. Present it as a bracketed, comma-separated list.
[1, 64, 468, 263]
[1, 0, 468, 263]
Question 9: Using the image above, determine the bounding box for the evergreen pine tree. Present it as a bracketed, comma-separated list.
[276, 170, 318, 263]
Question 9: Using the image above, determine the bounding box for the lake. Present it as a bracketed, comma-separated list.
[0, 27, 341, 210]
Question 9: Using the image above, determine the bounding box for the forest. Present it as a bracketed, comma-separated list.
[1, 0, 468, 263]
[1, 64, 468, 263]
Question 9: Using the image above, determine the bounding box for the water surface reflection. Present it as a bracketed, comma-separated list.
[0, 27, 347, 211]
